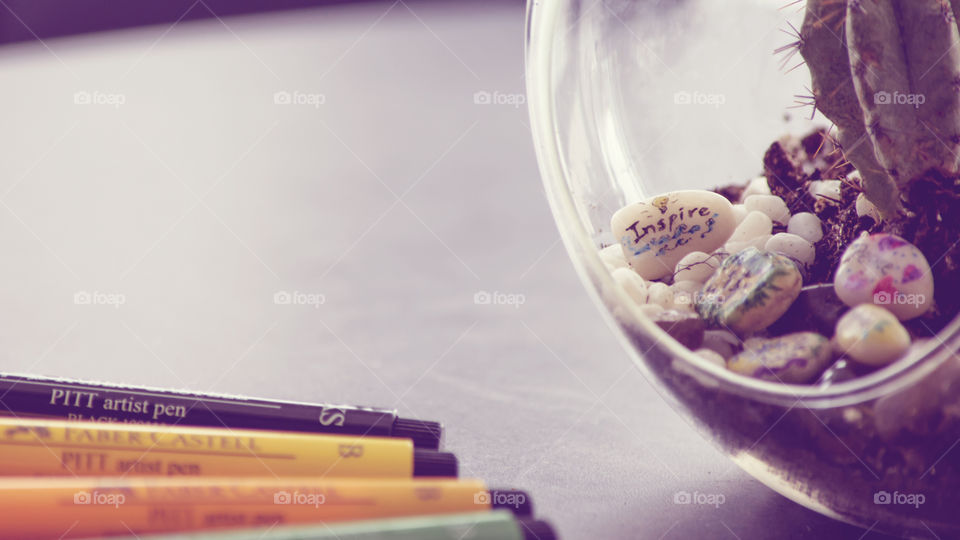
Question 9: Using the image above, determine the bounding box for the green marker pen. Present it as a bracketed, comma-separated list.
[118, 510, 556, 540]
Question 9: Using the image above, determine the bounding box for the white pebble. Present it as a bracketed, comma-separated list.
[670, 280, 702, 310]
[809, 179, 842, 202]
[647, 282, 673, 309]
[599, 244, 629, 271]
[855, 193, 882, 222]
[847, 170, 862, 185]
[732, 204, 748, 225]
[787, 212, 823, 243]
[765, 233, 816, 268]
[674, 251, 720, 283]
[740, 176, 771, 201]
[693, 348, 726, 367]
[637, 304, 665, 318]
[727, 211, 773, 244]
[744, 194, 791, 225]
[725, 234, 771, 255]
[702, 330, 739, 358]
[612, 268, 648, 304]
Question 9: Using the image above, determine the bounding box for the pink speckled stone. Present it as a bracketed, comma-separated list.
[833, 232, 933, 320]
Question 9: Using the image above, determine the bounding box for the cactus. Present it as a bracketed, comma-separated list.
[797, 0, 960, 217]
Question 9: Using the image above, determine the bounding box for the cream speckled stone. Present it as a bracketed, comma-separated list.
[611, 190, 736, 280]
[599, 244, 628, 271]
[612, 267, 647, 305]
[696, 247, 802, 335]
[765, 233, 816, 268]
[744, 194, 790, 225]
[835, 304, 911, 366]
[787, 212, 823, 243]
[727, 332, 832, 383]
[833, 232, 933, 320]
[673, 251, 721, 283]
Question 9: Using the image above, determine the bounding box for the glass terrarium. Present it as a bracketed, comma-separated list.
[526, 0, 960, 536]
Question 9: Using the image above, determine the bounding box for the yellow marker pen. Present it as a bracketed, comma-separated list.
[0, 417, 456, 478]
[0, 476, 531, 539]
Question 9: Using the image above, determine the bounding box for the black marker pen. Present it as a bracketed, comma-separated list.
[0, 372, 442, 449]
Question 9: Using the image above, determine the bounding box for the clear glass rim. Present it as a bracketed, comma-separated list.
[523, 0, 959, 409]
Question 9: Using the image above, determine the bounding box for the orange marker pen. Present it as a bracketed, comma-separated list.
[0, 417, 456, 478]
[0, 477, 531, 539]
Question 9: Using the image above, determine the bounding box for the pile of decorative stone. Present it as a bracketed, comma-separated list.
[602, 178, 934, 384]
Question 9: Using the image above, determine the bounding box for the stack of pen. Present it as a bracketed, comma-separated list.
[0, 373, 556, 540]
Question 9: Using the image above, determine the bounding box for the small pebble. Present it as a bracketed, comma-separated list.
[833, 232, 933, 320]
[787, 212, 823, 243]
[740, 176, 772, 201]
[835, 304, 911, 366]
[732, 204, 748, 225]
[855, 193, 881, 222]
[637, 304, 665, 318]
[612, 267, 648, 304]
[671, 280, 703, 310]
[701, 330, 739, 358]
[726, 211, 773, 243]
[765, 233, 816, 268]
[600, 244, 629, 271]
[809, 179, 842, 202]
[647, 282, 674, 309]
[726, 332, 832, 383]
[693, 348, 726, 367]
[673, 251, 721, 283]
[611, 190, 737, 280]
[652, 309, 706, 349]
[696, 247, 803, 335]
[744, 194, 790, 225]
[724, 234, 771, 255]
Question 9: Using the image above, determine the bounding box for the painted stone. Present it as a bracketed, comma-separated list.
[835, 304, 911, 366]
[833, 232, 933, 320]
[727, 332, 832, 383]
[611, 190, 736, 280]
[696, 247, 802, 335]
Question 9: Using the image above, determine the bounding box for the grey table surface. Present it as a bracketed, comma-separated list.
[0, 2, 904, 539]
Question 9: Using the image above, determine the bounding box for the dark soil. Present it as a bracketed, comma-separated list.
[717, 127, 960, 337]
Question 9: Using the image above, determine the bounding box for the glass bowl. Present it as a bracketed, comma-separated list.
[525, 0, 960, 536]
